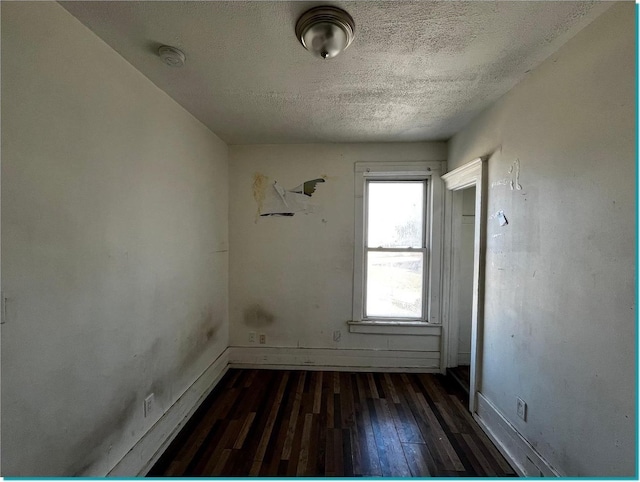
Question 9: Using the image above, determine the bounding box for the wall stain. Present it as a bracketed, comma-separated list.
[135, 306, 223, 422]
[148, 379, 167, 407]
[69, 303, 224, 475]
[178, 305, 221, 371]
[252, 173, 269, 223]
[243, 303, 275, 328]
[68, 393, 138, 476]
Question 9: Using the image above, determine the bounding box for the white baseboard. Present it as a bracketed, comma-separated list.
[107, 348, 230, 476]
[228, 346, 440, 372]
[475, 392, 562, 477]
[106, 345, 440, 476]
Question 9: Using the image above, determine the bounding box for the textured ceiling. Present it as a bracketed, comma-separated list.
[60, 1, 611, 144]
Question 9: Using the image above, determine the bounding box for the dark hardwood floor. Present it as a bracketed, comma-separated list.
[148, 369, 516, 477]
[448, 365, 471, 395]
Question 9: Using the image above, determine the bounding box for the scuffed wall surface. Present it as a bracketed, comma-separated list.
[448, 3, 634, 476]
[1, 2, 228, 476]
[229, 143, 446, 351]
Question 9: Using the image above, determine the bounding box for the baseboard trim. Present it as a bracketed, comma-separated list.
[474, 392, 562, 477]
[107, 345, 441, 475]
[107, 348, 230, 476]
[228, 346, 440, 372]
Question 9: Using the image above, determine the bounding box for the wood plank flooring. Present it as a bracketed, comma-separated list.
[448, 365, 471, 394]
[148, 369, 516, 477]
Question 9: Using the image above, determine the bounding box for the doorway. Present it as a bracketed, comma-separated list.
[441, 158, 486, 413]
[448, 186, 475, 393]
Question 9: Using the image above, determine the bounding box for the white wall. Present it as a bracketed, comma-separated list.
[1, 2, 229, 476]
[229, 143, 446, 363]
[448, 3, 634, 476]
[457, 187, 475, 364]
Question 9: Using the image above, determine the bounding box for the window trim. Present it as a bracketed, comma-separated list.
[351, 161, 446, 332]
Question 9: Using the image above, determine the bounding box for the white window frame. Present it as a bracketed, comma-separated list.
[349, 161, 445, 335]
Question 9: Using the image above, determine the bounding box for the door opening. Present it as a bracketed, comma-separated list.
[448, 186, 475, 393]
[441, 158, 487, 413]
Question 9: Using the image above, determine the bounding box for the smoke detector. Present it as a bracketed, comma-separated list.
[295, 6, 355, 59]
[158, 45, 186, 67]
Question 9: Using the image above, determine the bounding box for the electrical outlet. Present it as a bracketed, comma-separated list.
[259, 334, 266, 344]
[144, 393, 154, 418]
[516, 397, 527, 421]
[333, 330, 341, 342]
[249, 331, 256, 343]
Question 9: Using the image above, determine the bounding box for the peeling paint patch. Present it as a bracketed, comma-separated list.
[258, 178, 325, 217]
[243, 304, 275, 328]
[491, 178, 510, 188]
[252, 173, 270, 223]
[492, 159, 523, 190]
[509, 159, 522, 190]
[490, 210, 508, 226]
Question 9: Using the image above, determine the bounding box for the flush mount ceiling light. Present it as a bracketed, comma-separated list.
[295, 6, 355, 59]
[158, 45, 186, 67]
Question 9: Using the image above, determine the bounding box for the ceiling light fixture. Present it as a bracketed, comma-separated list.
[158, 45, 186, 67]
[295, 6, 355, 60]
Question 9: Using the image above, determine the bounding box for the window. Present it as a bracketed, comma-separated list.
[366, 181, 426, 319]
[351, 162, 444, 332]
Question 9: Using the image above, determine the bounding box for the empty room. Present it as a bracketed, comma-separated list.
[1, 1, 635, 478]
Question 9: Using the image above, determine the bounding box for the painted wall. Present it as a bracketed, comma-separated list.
[457, 187, 475, 364]
[448, 3, 634, 476]
[2, 2, 229, 476]
[229, 143, 446, 359]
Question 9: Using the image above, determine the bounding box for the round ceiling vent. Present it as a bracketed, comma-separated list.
[295, 6, 355, 59]
[158, 45, 186, 67]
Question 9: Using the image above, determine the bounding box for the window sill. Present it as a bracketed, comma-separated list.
[347, 321, 442, 335]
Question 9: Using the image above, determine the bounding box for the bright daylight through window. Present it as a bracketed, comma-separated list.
[366, 181, 426, 319]
[352, 161, 444, 329]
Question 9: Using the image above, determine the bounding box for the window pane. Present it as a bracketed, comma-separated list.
[367, 182, 424, 248]
[366, 251, 423, 318]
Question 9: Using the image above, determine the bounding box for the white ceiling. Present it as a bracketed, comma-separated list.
[60, 1, 611, 145]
